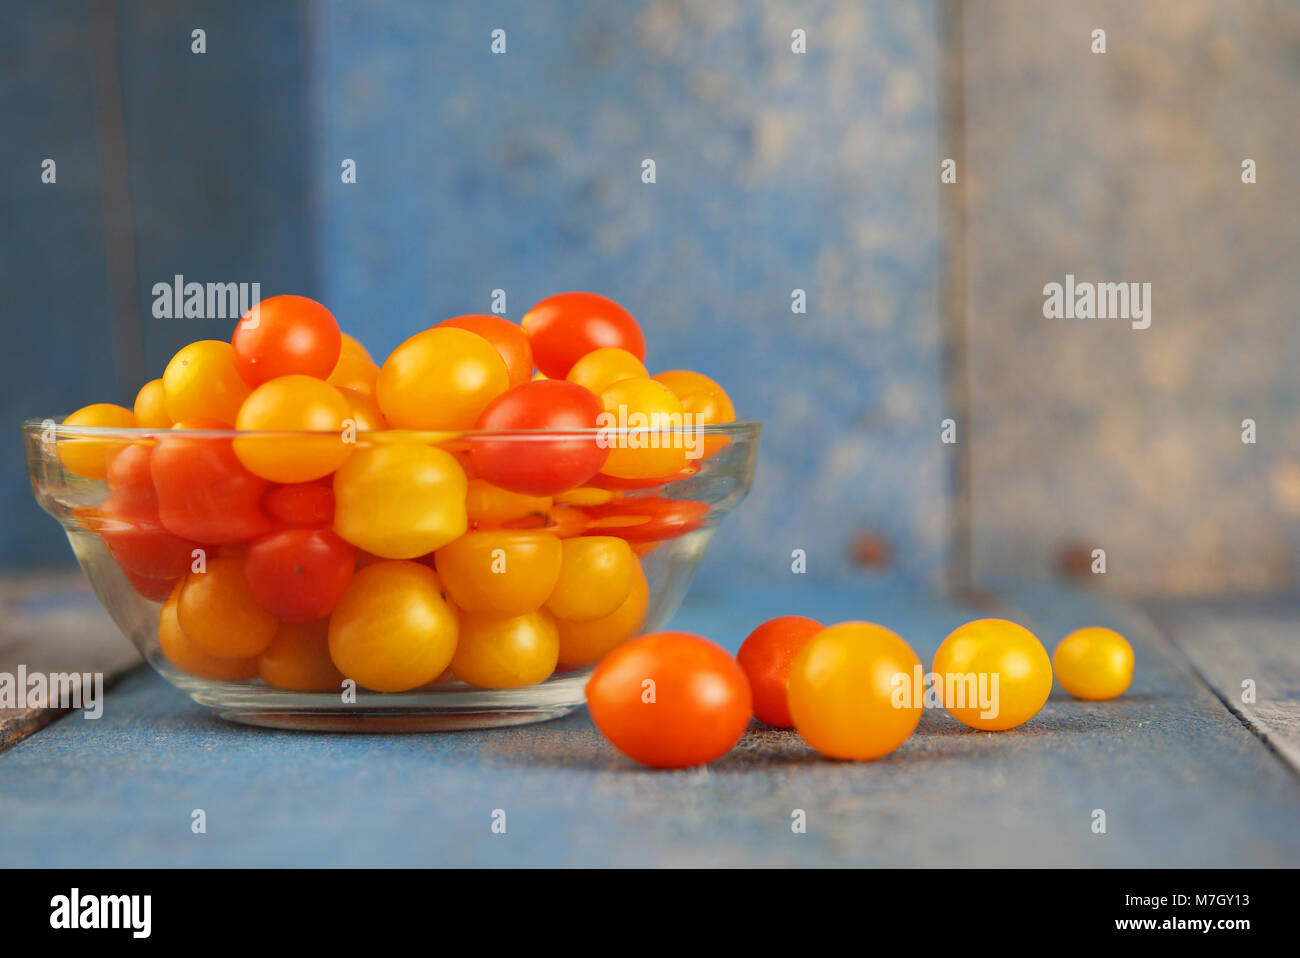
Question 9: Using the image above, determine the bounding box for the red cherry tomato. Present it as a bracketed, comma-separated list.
[469, 380, 608, 496]
[500, 504, 591, 538]
[244, 528, 356, 622]
[586, 631, 752, 768]
[582, 496, 709, 542]
[435, 314, 534, 387]
[230, 294, 341, 385]
[151, 420, 274, 543]
[521, 292, 646, 379]
[736, 616, 825, 728]
[98, 443, 200, 582]
[263, 482, 335, 528]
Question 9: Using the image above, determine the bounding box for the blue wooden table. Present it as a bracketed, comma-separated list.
[1, 577, 1297, 867]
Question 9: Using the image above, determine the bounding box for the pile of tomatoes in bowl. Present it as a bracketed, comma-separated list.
[28, 292, 757, 723]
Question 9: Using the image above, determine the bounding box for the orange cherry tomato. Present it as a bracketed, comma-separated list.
[736, 615, 825, 728]
[327, 561, 459, 692]
[566, 347, 647, 395]
[230, 294, 341, 385]
[545, 536, 636, 622]
[376, 327, 510, 430]
[522, 292, 646, 379]
[434, 530, 562, 616]
[500, 503, 590, 538]
[132, 379, 172, 429]
[932, 618, 1053, 731]
[436, 314, 534, 387]
[176, 556, 279, 658]
[258, 619, 346, 691]
[597, 377, 688, 479]
[464, 478, 552, 528]
[233, 374, 353, 482]
[554, 560, 648, 670]
[1053, 627, 1134, 701]
[788, 622, 923, 760]
[652, 369, 735, 459]
[162, 340, 251, 424]
[585, 631, 752, 769]
[328, 335, 380, 395]
[158, 582, 258, 681]
[450, 610, 559, 688]
[151, 420, 274, 543]
[59, 403, 135, 479]
[336, 386, 388, 431]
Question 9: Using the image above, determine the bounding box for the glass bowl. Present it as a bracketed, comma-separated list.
[23, 419, 759, 731]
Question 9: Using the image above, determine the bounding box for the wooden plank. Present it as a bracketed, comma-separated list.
[1145, 597, 1300, 773]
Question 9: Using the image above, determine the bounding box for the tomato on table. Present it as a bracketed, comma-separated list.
[586, 632, 752, 768]
[435, 314, 534, 387]
[581, 496, 708, 542]
[230, 294, 341, 385]
[554, 560, 648, 670]
[244, 528, 356, 622]
[932, 618, 1053, 731]
[151, 419, 274, 543]
[468, 379, 608, 496]
[176, 556, 279, 659]
[736, 615, 825, 728]
[788, 621, 923, 760]
[545, 536, 636, 622]
[327, 561, 459, 692]
[162, 340, 251, 424]
[522, 292, 645, 379]
[376, 327, 510, 430]
[58, 403, 135, 479]
[434, 530, 562, 616]
[1053, 627, 1133, 700]
[451, 610, 559, 688]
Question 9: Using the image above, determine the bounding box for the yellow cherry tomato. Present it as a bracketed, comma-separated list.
[58, 403, 136, 478]
[1053, 627, 1134, 700]
[336, 386, 388, 431]
[435, 530, 562, 616]
[376, 327, 510, 429]
[566, 347, 648, 395]
[328, 335, 380, 395]
[598, 377, 688, 479]
[932, 618, 1053, 731]
[158, 582, 258, 681]
[176, 556, 278, 659]
[465, 478, 552, 527]
[327, 560, 458, 692]
[451, 609, 559, 688]
[233, 374, 353, 482]
[552, 486, 615, 507]
[162, 340, 251, 424]
[652, 369, 735, 459]
[788, 621, 923, 760]
[132, 379, 172, 429]
[545, 535, 635, 622]
[333, 443, 468, 558]
[258, 619, 347, 691]
[554, 560, 648, 670]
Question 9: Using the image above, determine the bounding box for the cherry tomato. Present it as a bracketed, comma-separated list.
[263, 482, 334, 527]
[327, 561, 458, 692]
[788, 621, 922, 759]
[932, 618, 1052, 731]
[451, 610, 559, 688]
[124, 568, 182, 602]
[436, 314, 534, 387]
[336, 386, 387, 431]
[554, 560, 648, 670]
[232, 374, 353, 482]
[566, 347, 647, 395]
[244, 528, 355, 622]
[376, 327, 510, 430]
[157, 582, 258, 681]
[465, 478, 552, 528]
[162, 340, 251, 424]
[585, 631, 752, 769]
[328, 334, 380, 395]
[59, 403, 135, 479]
[736, 615, 825, 728]
[151, 420, 274, 543]
[522, 292, 645, 379]
[1053, 627, 1133, 700]
[332, 443, 468, 558]
[581, 496, 708, 541]
[132, 379, 172, 428]
[468, 380, 608, 495]
[589, 463, 700, 491]
[501, 503, 590, 538]
[98, 443, 199, 581]
[434, 530, 562, 616]
[552, 486, 616, 507]
[230, 294, 341, 385]
[258, 619, 346, 691]
[598, 377, 688, 479]
[177, 556, 279, 658]
[545, 536, 635, 622]
[652, 369, 735, 459]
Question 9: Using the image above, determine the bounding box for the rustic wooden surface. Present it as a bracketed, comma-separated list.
[0, 576, 1297, 867]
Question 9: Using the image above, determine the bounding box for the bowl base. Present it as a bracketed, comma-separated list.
[211, 703, 583, 732]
